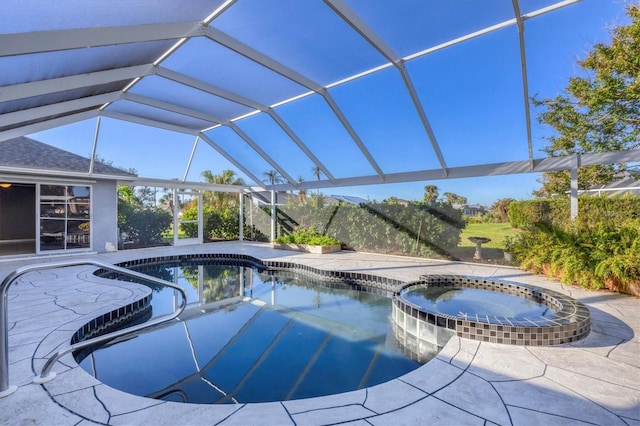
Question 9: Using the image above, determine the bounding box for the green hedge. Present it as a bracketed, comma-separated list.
[118, 205, 172, 245]
[509, 195, 640, 229]
[274, 202, 464, 258]
[507, 222, 639, 292]
[180, 198, 465, 258]
[507, 194, 640, 294]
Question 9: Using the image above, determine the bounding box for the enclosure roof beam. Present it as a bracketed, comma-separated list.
[155, 67, 336, 182]
[100, 110, 199, 135]
[129, 177, 248, 193]
[0, 92, 122, 130]
[197, 133, 266, 189]
[125, 89, 329, 186]
[122, 92, 223, 124]
[227, 122, 297, 187]
[0, 64, 155, 103]
[0, 22, 203, 57]
[0, 110, 99, 142]
[266, 149, 640, 192]
[155, 66, 263, 110]
[264, 108, 336, 183]
[512, 0, 535, 170]
[203, 26, 385, 180]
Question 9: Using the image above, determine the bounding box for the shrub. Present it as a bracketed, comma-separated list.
[509, 195, 640, 229]
[275, 227, 341, 246]
[118, 206, 172, 245]
[181, 205, 265, 241]
[508, 207, 640, 294]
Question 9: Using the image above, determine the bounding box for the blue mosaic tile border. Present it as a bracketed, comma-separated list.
[97, 253, 404, 297]
[393, 275, 590, 346]
[82, 253, 407, 355]
[71, 295, 153, 361]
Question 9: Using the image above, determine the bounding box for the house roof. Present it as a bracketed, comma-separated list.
[583, 170, 640, 196]
[0, 136, 137, 177]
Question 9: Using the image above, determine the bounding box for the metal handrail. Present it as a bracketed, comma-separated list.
[0, 259, 187, 397]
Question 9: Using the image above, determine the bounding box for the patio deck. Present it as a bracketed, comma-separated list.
[1, 242, 638, 425]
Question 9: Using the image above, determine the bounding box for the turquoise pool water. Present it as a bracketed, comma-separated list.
[78, 261, 421, 404]
[402, 286, 555, 320]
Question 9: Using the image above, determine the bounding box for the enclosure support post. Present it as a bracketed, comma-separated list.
[570, 154, 580, 220]
[270, 189, 276, 242]
[238, 192, 244, 241]
[172, 188, 179, 246]
[249, 194, 254, 240]
[88, 116, 101, 174]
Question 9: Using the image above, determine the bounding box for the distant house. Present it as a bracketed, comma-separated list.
[0, 136, 136, 257]
[459, 204, 487, 216]
[580, 171, 640, 196]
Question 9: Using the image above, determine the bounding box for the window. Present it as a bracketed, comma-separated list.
[39, 185, 91, 251]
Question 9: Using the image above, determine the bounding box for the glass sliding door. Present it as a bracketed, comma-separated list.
[39, 184, 91, 252]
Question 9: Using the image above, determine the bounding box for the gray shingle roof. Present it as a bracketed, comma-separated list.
[0, 136, 137, 177]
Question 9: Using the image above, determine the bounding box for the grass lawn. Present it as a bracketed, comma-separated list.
[460, 222, 520, 250]
[449, 222, 521, 263]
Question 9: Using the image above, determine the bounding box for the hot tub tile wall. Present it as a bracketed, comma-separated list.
[393, 275, 590, 347]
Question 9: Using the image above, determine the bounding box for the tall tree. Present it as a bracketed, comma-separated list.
[201, 169, 244, 209]
[311, 165, 323, 196]
[297, 176, 307, 205]
[423, 185, 439, 203]
[443, 192, 467, 206]
[263, 169, 283, 188]
[533, 5, 640, 197]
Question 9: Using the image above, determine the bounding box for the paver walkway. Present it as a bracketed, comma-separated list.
[1, 242, 638, 425]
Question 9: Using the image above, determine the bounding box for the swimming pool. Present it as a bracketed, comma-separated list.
[78, 257, 425, 404]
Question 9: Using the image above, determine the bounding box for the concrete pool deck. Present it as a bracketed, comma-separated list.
[1, 241, 638, 425]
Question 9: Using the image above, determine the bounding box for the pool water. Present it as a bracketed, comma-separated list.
[402, 286, 555, 320]
[78, 262, 421, 404]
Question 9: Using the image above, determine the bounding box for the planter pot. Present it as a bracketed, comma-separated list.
[272, 243, 341, 254]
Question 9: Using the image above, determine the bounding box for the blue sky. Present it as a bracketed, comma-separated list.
[31, 0, 632, 206]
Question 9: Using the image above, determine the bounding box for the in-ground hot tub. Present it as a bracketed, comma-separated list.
[393, 275, 590, 360]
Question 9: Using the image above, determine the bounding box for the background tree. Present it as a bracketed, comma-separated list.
[490, 198, 515, 223]
[533, 4, 640, 197]
[442, 192, 467, 206]
[117, 185, 171, 246]
[297, 176, 307, 205]
[158, 188, 173, 211]
[311, 165, 323, 195]
[202, 169, 244, 209]
[423, 185, 439, 203]
[263, 169, 283, 190]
